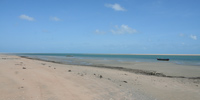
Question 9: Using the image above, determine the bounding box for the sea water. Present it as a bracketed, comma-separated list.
[17, 53, 200, 66]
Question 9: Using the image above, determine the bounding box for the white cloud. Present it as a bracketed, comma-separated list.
[19, 14, 34, 21]
[50, 17, 60, 21]
[105, 3, 126, 11]
[190, 35, 197, 40]
[111, 24, 137, 34]
[95, 29, 106, 34]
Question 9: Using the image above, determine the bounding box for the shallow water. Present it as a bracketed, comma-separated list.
[17, 53, 200, 77]
[17, 53, 200, 66]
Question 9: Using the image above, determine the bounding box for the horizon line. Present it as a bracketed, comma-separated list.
[1, 53, 200, 56]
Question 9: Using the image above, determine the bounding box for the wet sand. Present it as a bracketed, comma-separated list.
[64, 58, 200, 78]
[0, 54, 200, 100]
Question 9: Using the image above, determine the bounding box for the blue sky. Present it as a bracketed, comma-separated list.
[0, 0, 200, 54]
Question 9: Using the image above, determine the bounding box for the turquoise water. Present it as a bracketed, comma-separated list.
[17, 53, 200, 66]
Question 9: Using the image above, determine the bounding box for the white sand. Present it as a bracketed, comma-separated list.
[0, 54, 200, 100]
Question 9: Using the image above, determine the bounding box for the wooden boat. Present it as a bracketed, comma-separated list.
[157, 58, 169, 61]
[66, 55, 73, 57]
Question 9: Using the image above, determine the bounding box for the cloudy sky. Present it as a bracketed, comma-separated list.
[0, 0, 200, 54]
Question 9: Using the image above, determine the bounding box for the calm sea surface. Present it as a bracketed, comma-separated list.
[16, 53, 200, 66]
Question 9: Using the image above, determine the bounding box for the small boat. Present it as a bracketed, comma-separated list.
[157, 58, 169, 61]
[66, 55, 73, 57]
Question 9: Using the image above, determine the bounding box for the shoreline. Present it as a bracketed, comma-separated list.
[1, 54, 200, 100]
[20, 56, 200, 79]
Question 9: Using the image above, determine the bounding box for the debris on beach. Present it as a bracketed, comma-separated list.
[123, 81, 127, 83]
[22, 67, 26, 69]
[18, 86, 24, 89]
[68, 70, 71, 72]
[100, 75, 103, 79]
[77, 73, 84, 76]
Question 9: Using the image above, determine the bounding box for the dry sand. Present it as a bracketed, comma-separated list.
[0, 54, 200, 100]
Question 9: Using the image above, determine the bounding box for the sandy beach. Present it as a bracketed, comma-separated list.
[0, 54, 200, 100]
